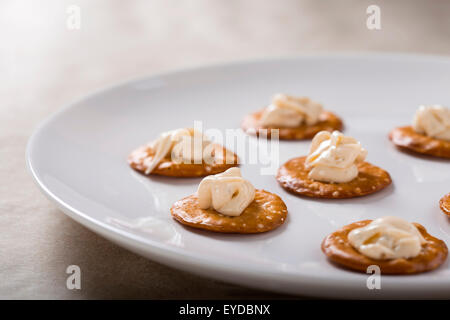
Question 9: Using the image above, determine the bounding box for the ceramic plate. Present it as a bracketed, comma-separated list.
[27, 54, 450, 298]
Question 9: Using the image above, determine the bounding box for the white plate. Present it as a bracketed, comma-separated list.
[27, 54, 450, 299]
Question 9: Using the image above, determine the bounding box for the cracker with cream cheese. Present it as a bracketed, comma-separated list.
[276, 156, 392, 199]
[129, 143, 238, 177]
[321, 220, 448, 274]
[171, 189, 287, 233]
[242, 109, 343, 140]
[440, 193, 450, 216]
[389, 126, 450, 159]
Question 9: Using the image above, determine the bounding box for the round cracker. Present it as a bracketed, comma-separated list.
[276, 156, 392, 199]
[322, 220, 448, 274]
[440, 193, 450, 216]
[128, 143, 238, 177]
[170, 189, 287, 233]
[241, 110, 343, 140]
[389, 126, 450, 159]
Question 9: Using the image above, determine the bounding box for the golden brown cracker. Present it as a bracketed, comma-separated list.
[241, 110, 343, 140]
[389, 126, 450, 159]
[276, 156, 392, 199]
[128, 143, 238, 177]
[170, 189, 287, 233]
[440, 193, 450, 216]
[321, 220, 448, 274]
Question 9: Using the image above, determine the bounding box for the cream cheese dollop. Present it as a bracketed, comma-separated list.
[305, 131, 367, 183]
[413, 105, 450, 141]
[348, 216, 426, 260]
[260, 94, 323, 127]
[144, 128, 212, 174]
[197, 167, 255, 216]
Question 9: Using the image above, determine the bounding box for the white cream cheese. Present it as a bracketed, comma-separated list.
[260, 94, 323, 127]
[348, 216, 426, 260]
[197, 167, 255, 216]
[413, 105, 450, 141]
[144, 128, 212, 174]
[305, 131, 367, 183]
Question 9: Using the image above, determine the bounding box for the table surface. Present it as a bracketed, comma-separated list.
[2, 0, 450, 299]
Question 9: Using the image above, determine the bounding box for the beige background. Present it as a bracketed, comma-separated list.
[1, 0, 450, 299]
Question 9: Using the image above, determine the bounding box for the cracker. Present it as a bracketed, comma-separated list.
[321, 220, 448, 274]
[170, 189, 287, 233]
[128, 143, 238, 177]
[241, 110, 343, 140]
[389, 126, 450, 159]
[276, 156, 392, 199]
[440, 193, 450, 216]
